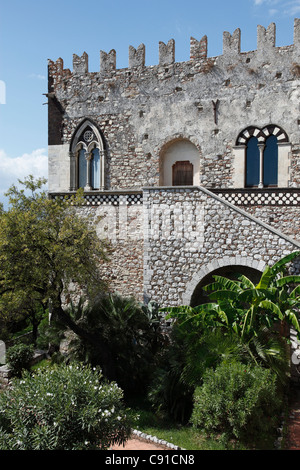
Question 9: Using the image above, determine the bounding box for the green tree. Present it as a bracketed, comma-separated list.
[0, 176, 109, 348]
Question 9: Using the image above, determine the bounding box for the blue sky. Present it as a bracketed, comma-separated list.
[0, 0, 299, 206]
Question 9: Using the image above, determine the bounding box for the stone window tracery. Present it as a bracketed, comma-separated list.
[69, 120, 105, 191]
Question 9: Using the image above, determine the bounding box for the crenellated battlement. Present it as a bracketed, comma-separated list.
[48, 19, 300, 84]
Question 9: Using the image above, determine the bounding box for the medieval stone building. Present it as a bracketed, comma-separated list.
[47, 20, 300, 317]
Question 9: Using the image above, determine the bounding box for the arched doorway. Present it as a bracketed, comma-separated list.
[159, 139, 200, 186]
[190, 265, 262, 307]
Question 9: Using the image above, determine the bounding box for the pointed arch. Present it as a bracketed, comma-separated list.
[69, 119, 105, 191]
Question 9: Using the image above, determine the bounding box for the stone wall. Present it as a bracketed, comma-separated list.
[75, 195, 144, 301]
[143, 186, 300, 307]
[242, 205, 300, 241]
[54, 188, 298, 306]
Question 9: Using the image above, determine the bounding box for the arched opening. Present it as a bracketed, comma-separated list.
[190, 265, 262, 307]
[160, 139, 200, 186]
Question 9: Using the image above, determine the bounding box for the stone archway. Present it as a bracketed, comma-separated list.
[182, 256, 267, 306]
[190, 264, 262, 307]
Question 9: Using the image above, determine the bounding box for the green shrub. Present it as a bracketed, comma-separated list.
[0, 363, 132, 450]
[6, 343, 34, 377]
[65, 294, 165, 398]
[191, 361, 282, 446]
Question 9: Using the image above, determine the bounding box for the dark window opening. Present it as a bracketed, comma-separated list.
[263, 135, 278, 187]
[246, 136, 260, 187]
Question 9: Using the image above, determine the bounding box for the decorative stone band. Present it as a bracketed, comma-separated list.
[212, 188, 300, 206]
[50, 191, 143, 206]
[49, 188, 300, 207]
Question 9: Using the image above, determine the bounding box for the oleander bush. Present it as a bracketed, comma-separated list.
[0, 362, 132, 450]
[191, 361, 282, 446]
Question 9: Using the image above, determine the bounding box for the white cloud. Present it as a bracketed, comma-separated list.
[269, 8, 279, 15]
[29, 73, 46, 80]
[284, 3, 300, 16]
[253, 0, 300, 16]
[0, 148, 48, 206]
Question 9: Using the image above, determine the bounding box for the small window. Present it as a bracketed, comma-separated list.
[246, 135, 279, 187]
[172, 161, 193, 186]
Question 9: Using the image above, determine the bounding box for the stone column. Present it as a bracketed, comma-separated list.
[69, 151, 76, 191]
[258, 143, 265, 188]
[84, 152, 92, 191]
[100, 150, 105, 190]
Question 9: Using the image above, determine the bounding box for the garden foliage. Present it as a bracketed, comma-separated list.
[150, 252, 300, 437]
[191, 361, 282, 446]
[0, 363, 132, 450]
[65, 295, 164, 396]
[6, 343, 34, 377]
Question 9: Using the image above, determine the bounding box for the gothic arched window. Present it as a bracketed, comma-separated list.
[69, 120, 105, 191]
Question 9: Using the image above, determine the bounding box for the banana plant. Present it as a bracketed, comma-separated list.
[163, 251, 300, 341]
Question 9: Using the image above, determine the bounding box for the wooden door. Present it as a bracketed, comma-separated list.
[172, 161, 193, 186]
